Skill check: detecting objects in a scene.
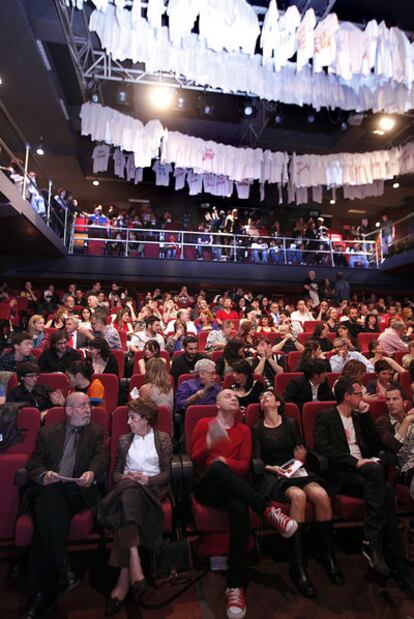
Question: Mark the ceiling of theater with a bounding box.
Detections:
[0,0,413,222]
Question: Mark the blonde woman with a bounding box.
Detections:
[139,358,174,411]
[28,314,47,350]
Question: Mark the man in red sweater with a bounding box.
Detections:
[215,298,240,325]
[191,389,297,619]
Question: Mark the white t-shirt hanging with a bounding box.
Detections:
[296,8,316,71]
[153,161,172,186]
[187,171,203,195]
[113,148,126,178]
[274,5,300,71]
[361,20,379,76]
[125,153,136,181]
[312,186,323,204]
[134,167,143,185]
[235,180,251,199]
[147,0,165,29]
[174,167,187,190]
[260,0,279,66]
[313,13,339,73]
[92,144,110,174]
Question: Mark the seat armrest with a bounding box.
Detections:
[307,449,329,473]
[15,468,28,486]
[171,454,183,480]
[179,454,194,480]
[252,457,264,477]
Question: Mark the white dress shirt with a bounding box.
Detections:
[125,429,160,477]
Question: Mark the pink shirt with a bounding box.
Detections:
[378,328,408,355]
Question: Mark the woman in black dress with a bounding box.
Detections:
[252,390,344,597]
[230,359,264,411]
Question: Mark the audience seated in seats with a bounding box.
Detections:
[365,360,394,400]
[362,313,379,334]
[88,337,119,377]
[330,337,374,374]
[284,359,334,408]
[236,321,256,356]
[335,359,369,400]
[335,324,356,350]
[78,307,92,331]
[0,332,36,372]
[215,298,240,325]
[215,339,246,378]
[340,305,363,341]
[66,361,105,407]
[378,320,409,356]
[138,358,174,412]
[251,337,283,390]
[45,307,68,330]
[64,296,76,315]
[165,308,197,336]
[195,309,216,333]
[113,308,135,335]
[256,314,277,336]
[165,319,188,355]
[376,383,414,501]
[136,340,166,375]
[272,323,305,355]
[290,300,314,335]
[175,358,221,414]
[64,316,89,350]
[38,330,82,374]
[191,389,298,619]
[8,362,65,419]
[253,390,344,597]
[230,360,264,410]
[128,316,165,353]
[205,320,234,352]
[314,377,414,599]
[312,324,334,352]
[402,340,414,370]
[170,336,206,385]
[98,398,172,616]
[367,340,404,374]
[325,307,339,333]
[19,392,109,619]
[296,340,331,373]
[28,315,47,351]
[82,312,122,351]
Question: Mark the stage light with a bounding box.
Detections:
[340,121,348,131]
[306,111,316,124]
[149,86,174,110]
[274,113,283,125]
[176,95,186,111]
[36,138,45,156]
[329,199,336,205]
[116,88,129,105]
[372,129,385,136]
[392,181,400,189]
[377,115,396,132]
[92,179,100,186]
[91,93,100,104]
[375,221,381,228]
[241,99,257,119]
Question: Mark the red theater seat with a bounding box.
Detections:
[275,372,303,395]
[357,333,379,352]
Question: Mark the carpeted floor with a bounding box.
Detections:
[1,529,413,619]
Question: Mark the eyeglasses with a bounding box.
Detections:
[352,391,363,396]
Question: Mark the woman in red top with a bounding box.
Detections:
[114,308,134,335]
[191,389,297,619]
[256,315,277,336]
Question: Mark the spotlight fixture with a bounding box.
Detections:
[329,199,336,205]
[274,112,283,126]
[91,93,100,104]
[340,121,348,131]
[377,115,396,132]
[241,99,257,118]
[375,221,381,228]
[92,179,100,186]
[198,94,214,117]
[36,138,45,156]
[149,86,174,110]
[392,181,400,189]
[176,94,186,111]
[0,76,2,85]
[116,88,128,105]
[372,129,385,136]
[306,111,316,124]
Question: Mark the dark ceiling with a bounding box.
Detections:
[0,0,413,222]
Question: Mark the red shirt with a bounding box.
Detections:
[215,309,239,323]
[191,417,251,477]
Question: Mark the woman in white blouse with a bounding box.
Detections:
[99,398,172,616]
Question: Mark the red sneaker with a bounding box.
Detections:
[226,587,246,619]
[263,505,298,538]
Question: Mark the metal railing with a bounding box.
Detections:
[70,222,380,269]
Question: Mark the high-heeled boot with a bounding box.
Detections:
[314,521,345,585]
[289,524,317,598]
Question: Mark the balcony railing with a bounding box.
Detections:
[70,222,380,269]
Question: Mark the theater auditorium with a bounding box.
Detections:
[1,1,414,618]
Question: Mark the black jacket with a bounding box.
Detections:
[284,377,334,409]
[38,348,82,373]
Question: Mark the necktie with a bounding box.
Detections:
[58,427,79,478]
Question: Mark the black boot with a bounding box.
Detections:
[289,524,317,598]
[314,521,345,585]
[56,553,80,594]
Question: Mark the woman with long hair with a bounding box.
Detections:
[45,306,68,329]
[296,340,330,372]
[196,309,216,333]
[231,359,264,409]
[312,324,333,352]
[336,324,356,350]
[79,306,93,330]
[137,340,166,375]
[215,338,245,377]
[253,390,343,597]
[165,319,187,354]
[237,320,256,355]
[257,314,277,336]
[88,336,120,376]
[139,358,174,411]
[114,308,134,335]
[325,307,339,333]
[28,314,47,350]
[362,313,379,333]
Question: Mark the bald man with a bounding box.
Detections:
[21,392,109,619]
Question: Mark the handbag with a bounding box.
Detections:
[151,539,193,588]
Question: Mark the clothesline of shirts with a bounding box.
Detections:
[88,5,414,115]
[91,141,385,206]
[70,0,414,90]
[81,101,414,192]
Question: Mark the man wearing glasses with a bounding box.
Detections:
[314,377,414,600]
[329,337,374,373]
[20,392,109,619]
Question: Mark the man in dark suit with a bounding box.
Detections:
[64,316,89,350]
[284,359,334,408]
[20,391,109,619]
[38,330,82,373]
[314,377,414,600]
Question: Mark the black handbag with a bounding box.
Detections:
[151,540,193,587]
